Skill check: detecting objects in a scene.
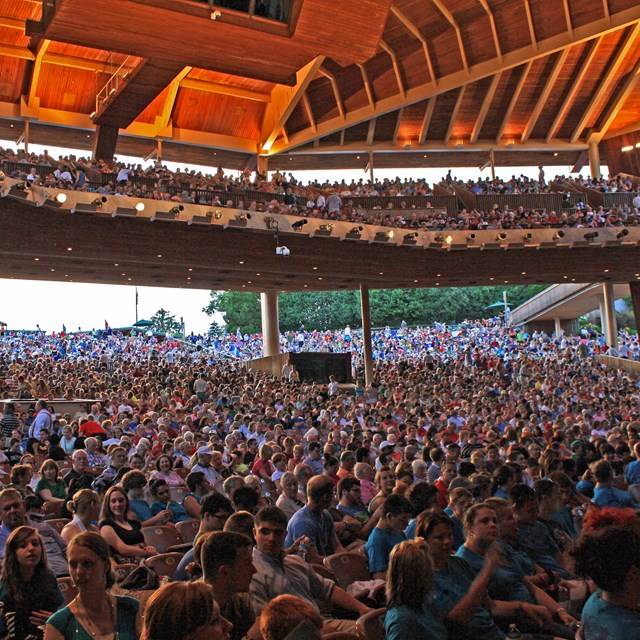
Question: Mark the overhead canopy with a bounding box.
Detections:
[0,0,638,169]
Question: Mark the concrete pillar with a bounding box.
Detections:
[368,150,374,183]
[360,283,374,386]
[630,282,640,333]
[602,282,618,349]
[260,291,280,357]
[554,317,562,339]
[597,295,606,333]
[257,155,269,177]
[588,142,601,179]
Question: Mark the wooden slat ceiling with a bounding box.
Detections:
[0,0,639,168]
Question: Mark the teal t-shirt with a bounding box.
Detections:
[581,591,640,640]
[385,604,448,640]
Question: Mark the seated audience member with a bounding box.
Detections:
[92,446,128,494]
[121,470,172,526]
[61,489,100,543]
[0,489,69,577]
[284,476,344,563]
[368,466,396,513]
[405,482,441,539]
[98,485,156,563]
[149,454,186,487]
[149,478,190,523]
[354,462,377,506]
[435,460,458,509]
[141,581,232,640]
[335,477,380,541]
[182,471,212,520]
[231,486,260,515]
[250,506,371,632]
[224,511,255,543]
[385,539,447,640]
[260,595,323,640]
[200,532,258,640]
[572,525,640,640]
[36,460,67,504]
[274,472,304,521]
[445,487,473,552]
[592,460,640,509]
[365,493,412,579]
[0,526,64,640]
[9,465,35,501]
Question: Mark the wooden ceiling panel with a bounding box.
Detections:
[186,68,275,93]
[173,90,265,139]
[426,90,462,140]
[364,51,399,103]
[332,64,369,114]
[395,40,431,90]
[606,93,640,134]
[37,65,99,113]
[46,42,132,65]
[343,121,370,144]
[0,58,27,103]
[430,29,465,78]
[454,76,494,139]
[460,17,496,66]
[373,111,400,143]
[397,100,429,143]
[394,0,452,41]
[476,68,520,140]
[306,76,340,124]
[567,0,604,29]
[281,99,309,137]
[0,25,29,47]
[609,0,640,13]
[135,84,171,125]
[529,0,569,43]
[490,0,536,54]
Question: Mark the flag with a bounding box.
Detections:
[105,319,109,330]
[62,324,67,334]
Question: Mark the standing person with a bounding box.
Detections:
[0,404,20,440]
[44,532,140,640]
[29,401,52,443]
[0,526,63,640]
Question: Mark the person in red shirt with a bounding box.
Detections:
[435,460,458,509]
[78,416,106,439]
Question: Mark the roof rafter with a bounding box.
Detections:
[521,48,570,142]
[302,93,316,131]
[179,78,271,102]
[393,108,404,145]
[591,54,640,141]
[389,4,437,83]
[496,62,532,143]
[366,117,376,145]
[318,65,345,121]
[431,0,469,72]
[27,40,51,110]
[570,22,640,142]
[523,0,537,49]
[419,97,436,144]
[546,38,601,142]
[470,73,501,143]
[379,40,405,96]
[357,63,375,108]
[265,4,640,155]
[444,85,466,144]
[476,0,502,61]
[158,66,192,130]
[562,0,573,35]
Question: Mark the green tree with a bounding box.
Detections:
[203,291,261,334]
[151,308,182,334]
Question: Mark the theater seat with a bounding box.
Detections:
[57,577,78,605]
[355,608,386,640]
[176,519,199,545]
[144,552,184,579]
[323,552,370,589]
[141,525,183,553]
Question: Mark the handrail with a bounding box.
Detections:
[95,56,134,115]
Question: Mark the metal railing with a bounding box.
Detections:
[95,56,135,116]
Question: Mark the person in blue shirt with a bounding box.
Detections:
[592,460,640,510]
[149,479,190,523]
[365,493,412,579]
[122,470,172,527]
[384,538,448,640]
[624,442,640,486]
[572,524,640,640]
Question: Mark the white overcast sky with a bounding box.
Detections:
[1,139,607,334]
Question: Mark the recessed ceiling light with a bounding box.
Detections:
[34,258,39,261]
[157,254,162,258]
[67,247,72,251]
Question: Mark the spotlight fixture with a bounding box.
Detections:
[189,212,213,226]
[112,207,140,218]
[71,202,101,213]
[169,205,184,215]
[344,226,364,241]
[584,231,599,241]
[36,192,64,208]
[552,231,565,241]
[56,193,67,204]
[264,216,279,230]
[92,196,108,207]
[403,232,419,245]
[226,212,252,228]
[616,229,629,239]
[522,233,532,241]
[0,170,5,181]
[212,210,223,220]
[434,234,453,246]
[496,232,508,241]
[372,230,394,243]
[466,233,476,242]
[314,223,334,238]
[291,219,308,231]
[150,210,180,222]
[135,202,145,212]
[7,182,28,198]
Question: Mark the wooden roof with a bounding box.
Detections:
[0,0,639,168]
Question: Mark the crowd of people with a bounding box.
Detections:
[0,318,638,639]
[3,147,640,232]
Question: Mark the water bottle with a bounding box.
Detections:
[506,623,521,639]
[298,541,307,561]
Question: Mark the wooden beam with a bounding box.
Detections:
[357,64,375,108]
[419,97,436,145]
[0,44,35,61]
[302,93,316,131]
[379,40,405,96]
[0,17,24,29]
[389,4,437,83]
[523,0,537,49]
[546,38,601,142]
[571,22,640,142]
[318,66,345,122]
[496,62,532,143]
[179,78,271,102]
[27,40,51,110]
[431,0,469,72]
[393,108,404,145]
[339,129,345,146]
[602,0,610,20]
[477,0,502,61]
[592,54,640,140]
[562,0,573,34]
[444,86,466,144]
[470,73,501,143]
[571,149,588,173]
[521,48,569,143]
[264,5,640,154]
[366,118,377,146]
[260,55,325,152]
[158,67,192,130]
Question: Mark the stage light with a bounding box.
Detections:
[291,219,308,231]
[584,231,599,241]
[92,196,108,207]
[616,229,629,239]
[264,216,279,230]
[135,202,145,212]
[150,210,179,222]
[552,231,565,241]
[466,233,476,242]
[496,232,507,241]
[169,205,184,215]
[314,223,334,237]
[56,193,67,204]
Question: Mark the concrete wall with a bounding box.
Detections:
[596,355,640,375]
[524,319,580,336]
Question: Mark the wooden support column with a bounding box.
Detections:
[602,282,618,349]
[360,283,374,386]
[261,290,280,357]
[629,282,640,334]
[257,155,269,177]
[588,142,601,179]
[92,124,119,161]
[554,317,562,339]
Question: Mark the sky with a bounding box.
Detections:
[0,138,609,334]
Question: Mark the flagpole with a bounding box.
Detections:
[135,287,139,323]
